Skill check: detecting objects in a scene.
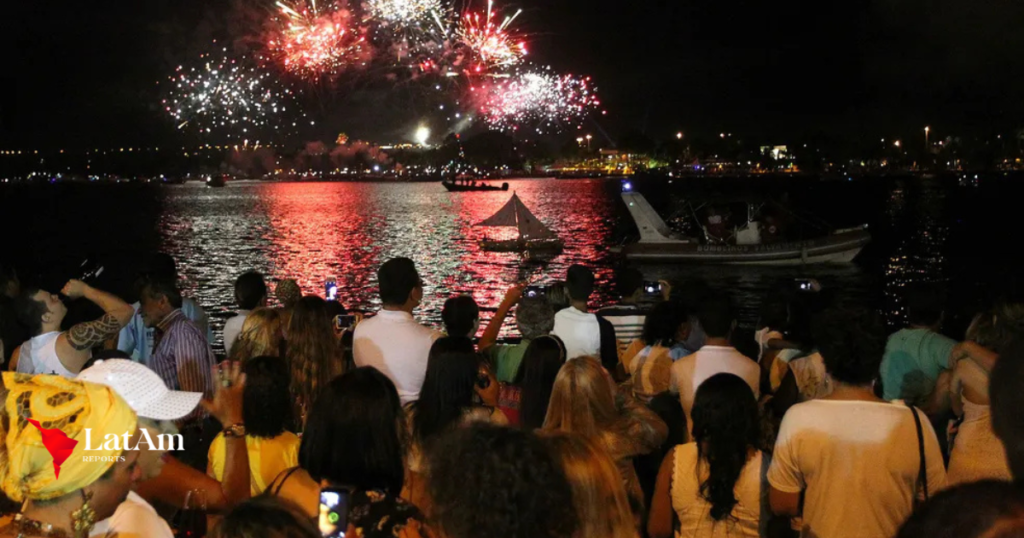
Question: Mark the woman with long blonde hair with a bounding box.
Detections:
[286,296,343,428]
[543,356,667,509]
[228,307,283,363]
[540,432,639,538]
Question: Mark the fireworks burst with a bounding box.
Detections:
[269,0,369,78]
[162,48,306,138]
[365,0,441,26]
[474,69,600,133]
[456,0,526,73]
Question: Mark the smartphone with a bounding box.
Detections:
[523,285,547,298]
[795,278,818,292]
[643,280,662,296]
[318,487,349,538]
[325,279,338,301]
[333,314,357,332]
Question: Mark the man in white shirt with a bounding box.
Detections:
[552,265,607,361]
[354,257,441,404]
[223,270,267,356]
[671,291,760,430]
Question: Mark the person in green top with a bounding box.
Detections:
[880,284,958,409]
[479,285,555,383]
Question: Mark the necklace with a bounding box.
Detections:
[3,514,70,538]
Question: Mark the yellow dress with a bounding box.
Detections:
[207,431,301,496]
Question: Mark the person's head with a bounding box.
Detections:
[138,277,183,328]
[546,281,572,312]
[992,336,1024,480]
[243,356,293,439]
[300,367,405,494]
[146,253,179,282]
[896,480,1024,538]
[515,335,567,430]
[905,283,946,328]
[0,263,20,298]
[814,306,885,387]
[275,279,302,309]
[414,340,488,442]
[615,268,644,303]
[427,424,577,538]
[230,307,284,362]
[377,257,423,309]
[566,265,595,304]
[235,271,268,310]
[0,374,142,525]
[516,295,555,340]
[539,432,635,538]
[758,292,790,330]
[691,373,761,521]
[641,301,690,347]
[14,286,67,336]
[543,356,618,440]
[211,496,321,538]
[442,295,480,338]
[697,291,735,339]
[965,303,1024,354]
[287,296,341,423]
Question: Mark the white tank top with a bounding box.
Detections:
[17,332,77,377]
[671,443,766,538]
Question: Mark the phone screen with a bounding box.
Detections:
[319,488,349,537]
[524,285,547,298]
[325,280,338,301]
[643,280,662,295]
[333,314,356,332]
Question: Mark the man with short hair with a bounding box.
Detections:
[223,271,267,355]
[10,279,134,376]
[880,284,957,408]
[117,253,211,365]
[139,277,215,422]
[353,257,441,404]
[479,285,556,383]
[551,265,617,370]
[670,290,760,432]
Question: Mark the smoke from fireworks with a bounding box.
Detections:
[162,48,305,138]
[456,0,525,73]
[268,0,369,78]
[474,69,600,133]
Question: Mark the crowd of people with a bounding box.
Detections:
[0,257,1023,538]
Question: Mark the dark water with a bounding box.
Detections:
[3,175,1021,350]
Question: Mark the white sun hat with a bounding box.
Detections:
[79,359,203,420]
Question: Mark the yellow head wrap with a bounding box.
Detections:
[0,373,138,502]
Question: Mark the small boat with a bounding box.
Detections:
[206,174,227,188]
[442,179,509,192]
[479,193,564,252]
[612,188,869,265]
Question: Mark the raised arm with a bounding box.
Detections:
[952,341,998,372]
[56,280,134,373]
[478,285,523,351]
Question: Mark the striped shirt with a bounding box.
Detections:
[152,309,215,422]
[597,304,647,357]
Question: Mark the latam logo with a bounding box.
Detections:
[27,419,77,479]
[27,420,184,476]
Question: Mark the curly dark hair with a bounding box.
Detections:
[242,356,292,439]
[814,306,885,386]
[211,495,320,538]
[411,337,479,444]
[286,296,342,423]
[427,424,577,538]
[641,301,687,347]
[691,373,761,521]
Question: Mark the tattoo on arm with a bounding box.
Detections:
[67,314,122,351]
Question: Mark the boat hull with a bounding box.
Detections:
[481,238,564,252]
[442,181,509,192]
[616,229,870,265]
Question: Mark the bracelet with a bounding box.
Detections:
[222,423,247,438]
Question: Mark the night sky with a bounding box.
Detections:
[4,0,1024,149]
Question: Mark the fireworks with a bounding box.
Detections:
[456,0,526,72]
[365,0,441,26]
[269,0,369,78]
[474,69,600,133]
[162,49,303,138]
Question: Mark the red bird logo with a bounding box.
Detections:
[26,419,78,479]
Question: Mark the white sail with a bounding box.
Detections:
[478,193,557,240]
[479,194,520,227]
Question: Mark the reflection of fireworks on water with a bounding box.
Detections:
[456,0,525,72]
[474,69,600,133]
[268,0,369,78]
[162,48,305,138]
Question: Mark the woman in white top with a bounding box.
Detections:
[946,307,1020,485]
[649,373,769,538]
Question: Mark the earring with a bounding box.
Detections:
[70,490,97,538]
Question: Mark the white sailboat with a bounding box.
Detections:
[478,193,564,252]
